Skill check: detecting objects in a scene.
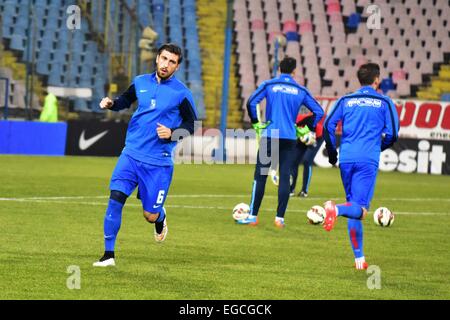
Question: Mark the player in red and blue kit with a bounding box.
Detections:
[238,56,324,228]
[93,44,198,267]
[322,63,399,270]
[290,112,325,198]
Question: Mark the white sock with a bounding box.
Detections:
[335,205,340,216]
[275,217,284,223]
[355,256,366,269]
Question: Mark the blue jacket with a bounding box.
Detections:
[324,86,400,166]
[246,74,324,140]
[111,73,198,166]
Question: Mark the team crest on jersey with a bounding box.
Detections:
[347,98,382,108]
[150,99,156,110]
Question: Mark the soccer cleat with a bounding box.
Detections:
[154,217,168,243]
[274,219,285,228]
[289,192,295,197]
[355,261,369,270]
[323,200,337,231]
[236,215,259,226]
[93,257,116,267]
[298,191,308,198]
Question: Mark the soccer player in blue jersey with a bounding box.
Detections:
[93,43,198,267]
[238,56,324,228]
[322,63,399,270]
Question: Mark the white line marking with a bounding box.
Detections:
[1,195,450,201]
[0,196,449,215]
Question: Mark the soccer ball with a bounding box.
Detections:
[232,203,250,221]
[306,205,326,225]
[373,207,395,227]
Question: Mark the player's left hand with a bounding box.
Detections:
[326,145,338,165]
[252,121,270,137]
[156,123,172,139]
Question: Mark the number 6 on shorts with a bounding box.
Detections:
[156,190,165,204]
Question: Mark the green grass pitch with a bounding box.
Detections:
[0,155,449,299]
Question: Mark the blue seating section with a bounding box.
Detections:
[0,0,205,118]
[183,0,205,119]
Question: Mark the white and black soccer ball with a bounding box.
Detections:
[232,203,250,221]
[306,205,326,225]
[373,207,395,227]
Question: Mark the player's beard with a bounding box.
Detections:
[156,66,175,80]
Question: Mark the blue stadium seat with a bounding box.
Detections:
[286,31,300,42]
[2,1,17,18]
[1,24,12,38]
[380,78,395,94]
[36,61,50,76]
[36,47,51,63]
[82,54,95,67]
[10,34,25,51]
[79,77,92,88]
[74,99,90,112]
[347,13,361,29]
[12,24,27,38]
[40,32,55,50]
[48,71,62,86]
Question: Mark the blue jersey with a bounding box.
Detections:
[111,73,198,166]
[324,86,400,166]
[246,74,324,140]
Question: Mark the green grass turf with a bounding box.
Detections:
[0,155,449,299]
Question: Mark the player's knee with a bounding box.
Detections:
[361,207,368,220]
[110,190,128,204]
[143,211,159,223]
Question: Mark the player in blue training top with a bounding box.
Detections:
[93,43,198,267]
[322,63,399,270]
[238,56,324,228]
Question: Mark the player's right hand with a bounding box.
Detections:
[301,131,316,146]
[100,97,114,109]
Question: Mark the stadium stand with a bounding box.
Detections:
[197,0,242,128]
[0,0,205,119]
[233,0,450,124]
[1,0,448,127]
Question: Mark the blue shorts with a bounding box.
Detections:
[110,153,173,213]
[339,162,378,209]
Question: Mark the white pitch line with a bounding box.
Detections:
[1,194,450,202]
[0,197,449,215]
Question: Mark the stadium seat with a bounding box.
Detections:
[346,13,361,29]
[74,99,90,112]
[9,34,25,51]
[380,78,395,94]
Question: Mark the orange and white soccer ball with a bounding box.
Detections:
[373,207,395,227]
[232,203,250,221]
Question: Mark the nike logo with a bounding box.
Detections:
[140,89,148,93]
[153,204,161,209]
[79,130,108,150]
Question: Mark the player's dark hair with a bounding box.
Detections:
[357,63,380,85]
[157,43,183,64]
[279,56,296,74]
